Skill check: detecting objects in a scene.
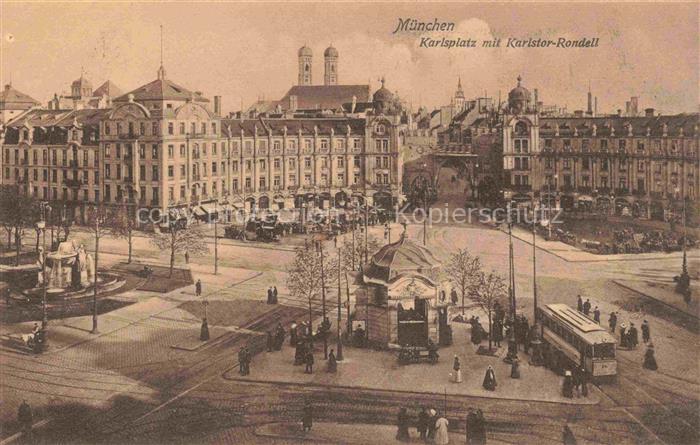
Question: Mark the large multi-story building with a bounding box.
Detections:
[501,77,699,218]
[432,76,699,218]
[0,59,404,223]
[0,83,40,125]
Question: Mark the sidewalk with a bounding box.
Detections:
[509,225,700,263]
[254,421,502,445]
[232,308,600,406]
[612,279,700,319]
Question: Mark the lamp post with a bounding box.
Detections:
[384,223,391,244]
[214,201,219,275]
[675,187,691,302]
[316,240,328,359]
[38,202,50,331]
[336,247,344,361]
[504,204,518,364]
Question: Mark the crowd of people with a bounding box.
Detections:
[395,405,487,444]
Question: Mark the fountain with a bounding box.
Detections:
[21,239,123,300]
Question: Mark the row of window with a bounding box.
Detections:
[542,138,694,155]
[103,121,219,138]
[5,148,98,168]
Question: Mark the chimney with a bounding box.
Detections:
[645,108,655,117]
[214,96,222,116]
[587,90,592,115]
[625,101,631,116]
[617,109,622,117]
[631,97,639,116]
[534,88,539,111]
[574,110,584,118]
[594,97,598,117]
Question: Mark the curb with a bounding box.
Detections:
[611,280,699,321]
[223,374,601,407]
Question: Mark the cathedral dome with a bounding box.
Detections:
[508,76,531,113]
[373,79,394,103]
[324,45,338,57]
[71,75,92,91]
[298,45,313,57]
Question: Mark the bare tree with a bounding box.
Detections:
[111,202,138,263]
[85,204,115,334]
[151,222,209,277]
[444,248,482,315]
[340,233,381,271]
[471,270,508,351]
[0,185,39,265]
[287,240,325,329]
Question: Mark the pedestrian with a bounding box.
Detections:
[294,340,306,365]
[434,413,450,445]
[493,319,503,348]
[579,367,588,397]
[510,357,520,379]
[583,299,591,316]
[304,349,314,373]
[266,287,273,304]
[474,409,486,445]
[628,323,638,349]
[290,320,298,346]
[267,330,274,352]
[195,279,202,297]
[619,323,628,348]
[576,295,583,312]
[275,323,286,350]
[417,406,429,441]
[482,365,497,391]
[453,355,462,383]
[571,367,581,396]
[466,408,477,445]
[17,400,33,436]
[450,288,458,305]
[593,306,600,324]
[243,346,251,375]
[562,370,574,398]
[396,407,411,442]
[327,349,337,373]
[609,311,617,333]
[641,320,650,344]
[427,408,437,441]
[185,250,189,264]
[238,347,246,375]
[440,290,446,302]
[273,286,279,304]
[562,424,577,445]
[302,400,313,432]
[643,343,658,370]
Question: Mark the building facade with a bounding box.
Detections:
[0,63,404,224]
[501,77,699,217]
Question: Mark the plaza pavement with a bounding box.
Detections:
[229,306,600,406]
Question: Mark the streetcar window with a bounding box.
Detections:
[593,343,615,359]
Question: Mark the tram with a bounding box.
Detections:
[537,304,617,379]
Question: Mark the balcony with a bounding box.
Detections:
[123,154,133,161]
[118,133,138,140]
[614,188,630,196]
[69,160,78,168]
[510,184,532,192]
[65,178,83,188]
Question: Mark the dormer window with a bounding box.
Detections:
[514,121,528,136]
[376,124,385,134]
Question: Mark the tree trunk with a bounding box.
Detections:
[15,228,21,266]
[461,290,465,315]
[127,230,132,263]
[488,308,493,351]
[169,233,175,278]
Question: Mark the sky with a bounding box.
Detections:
[1,2,698,115]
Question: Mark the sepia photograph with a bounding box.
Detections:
[0,1,698,444]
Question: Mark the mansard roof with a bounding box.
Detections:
[279,85,371,111]
[539,114,699,138]
[114,78,209,103]
[0,83,40,111]
[221,117,366,137]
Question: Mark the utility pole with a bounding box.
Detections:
[92,206,100,334]
[351,219,356,270]
[364,204,369,264]
[336,248,344,361]
[532,194,537,319]
[345,270,352,336]
[318,241,328,359]
[423,193,428,246]
[214,201,219,275]
[504,206,518,364]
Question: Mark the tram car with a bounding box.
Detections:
[537,304,617,380]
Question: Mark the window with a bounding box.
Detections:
[618,139,627,153]
[180,144,186,157]
[637,141,645,152]
[544,158,553,169]
[180,165,186,177]
[274,158,280,170]
[232,160,238,172]
[117,165,122,179]
[139,165,145,179]
[274,176,281,187]
[232,179,239,191]
[354,156,361,168]
[304,174,311,185]
[582,139,590,152]
[246,160,252,171]
[105,164,111,179]
[212,162,217,174]
[304,139,312,150]
[180,185,186,198]
[168,166,174,178]
[259,140,267,150]
[152,122,158,135]
[211,122,217,134]
[563,139,571,152]
[321,157,328,168]
[337,157,345,168]
[139,144,146,158]
[168,145,174,158]
[638,162,645,173]
[337,139,345,150]
[353,139,361,150]
[320,139,329,150]
[259,159,266,171]
[259,177,266,188]
[105,144,111,158]
[601,159,609,171]
[105,123,111,135]
[152,144,159,159]
[600,139,608,151]
[304,157,312,169]
[563,158,571,169]
[169,187,174,201]
[274,141,281,151]
[201,122,206,134]
[180,122,185,134]
[288,158,295,169]
[582,158,590,170]
[212,143,217,156]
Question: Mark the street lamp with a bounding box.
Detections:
[336,247,344,361]
[504,204,518,364]
[38,202,50,331]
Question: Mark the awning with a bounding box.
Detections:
[193,206,207,217]
[201,203,218,214]
[577,195,594,202]
[178,208,189,219]
[274,197,285,203]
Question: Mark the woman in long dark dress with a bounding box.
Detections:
[643,343,658,370]
[483,365,497,391]
[396,407,410,441]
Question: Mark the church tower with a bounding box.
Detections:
[453,77,465,111]
[324,45,338,85]
[298,45,313,86]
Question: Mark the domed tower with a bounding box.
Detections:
[373,77,394,115]
[71,73,93,99]
[298,45,313,86]
[324,45,338,86]
[508,75,531,114]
